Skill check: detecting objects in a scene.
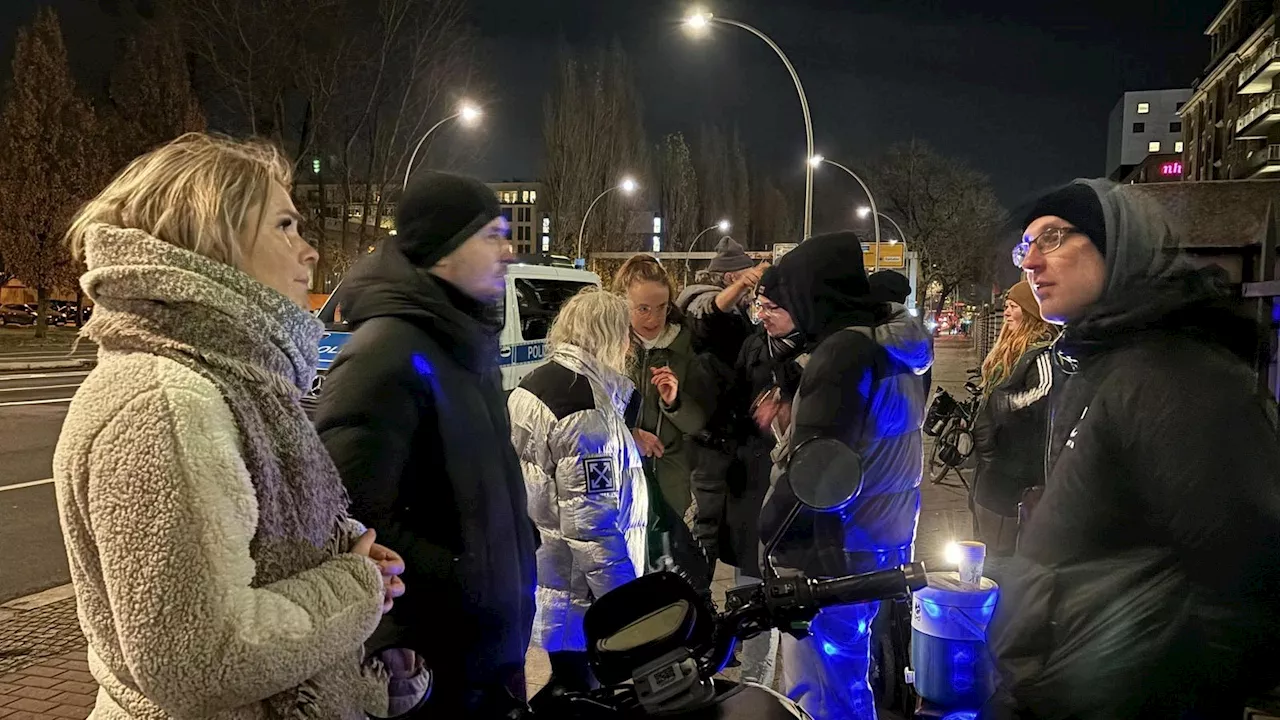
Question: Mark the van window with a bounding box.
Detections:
[515,279,592,341]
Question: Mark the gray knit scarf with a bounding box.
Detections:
[79,224,374,718]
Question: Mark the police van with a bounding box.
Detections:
[306,255,600,410]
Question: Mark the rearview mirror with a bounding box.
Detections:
[787,438,863,511]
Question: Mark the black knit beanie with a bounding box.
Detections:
[1022,183,1107,256]
[394,171,501,268]
[868,270,912,304]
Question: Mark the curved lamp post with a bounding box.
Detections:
[403,102,482,188]
[576,177,639,264]
[684,219,731,276]
[859,207,905,245]
[685,9,814,240]
[810,154,883,272]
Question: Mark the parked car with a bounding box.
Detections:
[0,304,37,326]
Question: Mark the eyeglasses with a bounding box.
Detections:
[630,303,669,319]
[1012,226,1079,268]
[752,300,783,316]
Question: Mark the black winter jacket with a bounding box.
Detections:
[971,345,1053,517]
[314,246,537,716]
[983,179,1280,720]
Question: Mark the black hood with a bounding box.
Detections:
[764,231,879,341]
[1052,179,1262,365]
[338,244,498,372]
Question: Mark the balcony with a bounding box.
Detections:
[1236,91,1280,137]
[1239,41,1280,93]
[1244,144,1280,177]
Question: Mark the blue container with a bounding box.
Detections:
[909,571,999,709]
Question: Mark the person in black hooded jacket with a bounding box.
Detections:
[982,179,1280,719]
[314,172,536,718]
[757,231,933,720]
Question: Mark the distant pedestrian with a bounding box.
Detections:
[983,179,1280,718]
[970,280,1056,557]
[508,287,649,693]
[56,133,403,719]
[315,171,535,718]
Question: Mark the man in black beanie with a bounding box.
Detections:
[316,172,536,718]
[868,269,933,400]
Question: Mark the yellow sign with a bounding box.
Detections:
[861,242,905,270]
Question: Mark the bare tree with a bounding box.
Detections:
[695,124,750,240]
[0,8,100,337]
[869,140,1006,314]
[543,40,650,259]
[658,133,699,252]
[750,177,799,249]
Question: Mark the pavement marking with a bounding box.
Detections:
[0,383,82,393]
[0,477,54,493]
[0,370,91,381]
[0,397,73,407]
[0,583,74,611]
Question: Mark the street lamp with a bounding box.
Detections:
[810,154,884,271]
[403,100,483,188]
[684,219,732,275]
[576,177,639,264]
[858,206,906,245]
[685,8,814,240]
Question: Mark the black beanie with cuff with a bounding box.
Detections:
[394,171,502,268]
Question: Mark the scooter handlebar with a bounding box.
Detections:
[808,562,928,608]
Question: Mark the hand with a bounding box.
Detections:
[753,396,780,432]
[370,543,407,613]
[632,428,665,458]
[739,263,769,289]
[651,366,679,407]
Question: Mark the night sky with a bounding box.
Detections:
[2,0,1227,216]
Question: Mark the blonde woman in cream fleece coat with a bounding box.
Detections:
[53,133,407,719]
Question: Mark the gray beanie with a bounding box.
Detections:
[708,236,754,273]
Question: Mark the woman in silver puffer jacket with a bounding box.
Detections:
[508,288,649,692]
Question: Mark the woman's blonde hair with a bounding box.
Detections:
[611,253,677,301]
[981,298,1057,391]
[66,133,292,268]
[549,287,632,373]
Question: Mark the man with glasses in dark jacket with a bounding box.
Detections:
[983,180,1280,719]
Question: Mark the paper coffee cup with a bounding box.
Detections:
[957,541,986,587]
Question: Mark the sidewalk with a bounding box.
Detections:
[1,339,980,713]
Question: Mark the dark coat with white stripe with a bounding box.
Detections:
[972,345,1053,517]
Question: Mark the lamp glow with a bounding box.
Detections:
[458,103,481,124]
[685,9,712,30]
[944,541,961,566]
[857,205,872,219]
[620,177,638,194]
[717,219,731,231]
[808,154,824,168]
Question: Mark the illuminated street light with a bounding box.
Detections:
[576,177,640,264]
[686,9,814,239]
[858,206,906,246]
[684,219,733,275]
[403,100,483,188]
[811,154,884,271]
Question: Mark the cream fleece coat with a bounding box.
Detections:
[53,227,387,719]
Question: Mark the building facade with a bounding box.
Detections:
[1106,89,1192,181]
[488,181,548,255]
[1183,0,1280,180]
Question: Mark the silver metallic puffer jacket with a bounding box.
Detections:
[508,344,649,653]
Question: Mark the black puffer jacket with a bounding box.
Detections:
[759,232,934,577]
[983,180,1280,719]
[314,245,537,716]
[971,344,1053,518]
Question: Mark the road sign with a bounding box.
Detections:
[773,243,799,261]
[860,242,906,270]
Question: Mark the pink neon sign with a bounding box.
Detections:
[1160,162,1183,177]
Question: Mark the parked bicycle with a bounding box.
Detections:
[923,368,983,489]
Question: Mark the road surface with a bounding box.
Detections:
[0,364,88,603]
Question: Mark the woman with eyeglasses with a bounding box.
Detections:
[969,280,1058,557]
[612,254,712,587]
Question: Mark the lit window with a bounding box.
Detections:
[541,235,550,252]
[651,236,661,253]
[653,216,662,233]
[522,190,530,204]
[1149,141,1161,152]
[1137,102,1150,114]
[530,191,537,203]
[311,157,321,174]
[541,216,551,232]
[1175,141,1184,153]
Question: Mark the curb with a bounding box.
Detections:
[0,358,95,372]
